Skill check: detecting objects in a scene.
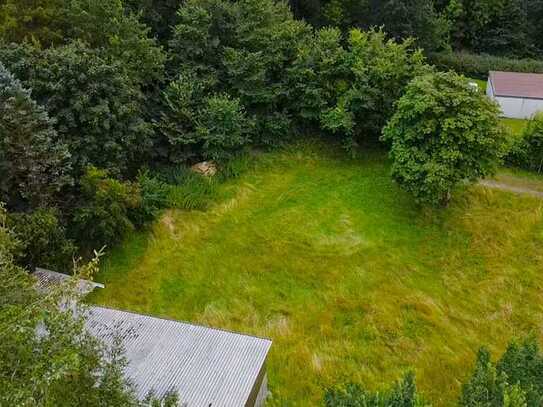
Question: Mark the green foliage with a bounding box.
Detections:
[217,152,252,180]
[158,74,252,162]
[321,29,429,150]
[324,372,427,406]
[196,94,252,161]
[131,170,170,226]
[0,216,179,405]
[7,208,76,271]
[507,113,543,173]
[0,0,165,86]
[287,27,348,126]
[460,338,543,407]
[156,167,218,210]
[382,71,506,206]
[441,0,541,58]
[0,62,71,209]
[0,0,67,46]
[124,0,180,42]
[0,42,153,176]
[72,167,141,250]
[428,51,543,79]
[167,0,311,152]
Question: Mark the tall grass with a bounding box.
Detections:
[91,142,543,406]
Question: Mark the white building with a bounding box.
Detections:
[487,71,543,119]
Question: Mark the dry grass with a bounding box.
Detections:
[89,141,543,406]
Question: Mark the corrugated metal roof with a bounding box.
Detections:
[489,71,543,99]
[33,267,104,294]
[31,268,272,406]
[85,306,272,406]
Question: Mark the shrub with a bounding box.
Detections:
[507,113,543,173]
[382,71,507,206]
[0,62,71,209]
[324,372,426,406]
[7,208,76,271]
[130,170,170,226]
[428,52,543,79]
[72,167,141,250]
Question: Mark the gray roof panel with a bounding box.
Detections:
[85,306,272,406]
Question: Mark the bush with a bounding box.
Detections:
[324,372,426,406]
[382,71,507,206]
[72,167,141,250]
[0,62,71,209]
[507,113,543,173]
[7,208,76,271]
[428,52,543,79]
[130,170,170,226]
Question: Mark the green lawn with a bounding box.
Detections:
[89,142,543,406]
[502,117,529,136]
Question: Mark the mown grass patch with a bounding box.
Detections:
[89,141,543,406]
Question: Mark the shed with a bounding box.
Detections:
[486,71,543,119]
[32,269,272,407]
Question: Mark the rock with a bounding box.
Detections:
[191,161,217,176]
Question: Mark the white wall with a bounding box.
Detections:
[495,96,543,119]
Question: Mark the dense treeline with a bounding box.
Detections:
[289,0,543,58]
[0,0,518,265]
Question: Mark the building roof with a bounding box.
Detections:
[33,267,104,295]
[86,306,272,405]
[31,268,272,406]
[489,71,543,99]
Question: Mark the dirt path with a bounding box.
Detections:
[479,179,543,198]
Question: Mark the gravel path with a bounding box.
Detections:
[479,179,543,198]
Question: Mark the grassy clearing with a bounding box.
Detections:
[89,142,543,406]
[502,117,529,136]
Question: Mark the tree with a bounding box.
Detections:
[157,72,252,162]
[320,29,429,152]
[0,0,67,46]
[382,71,506,206]
[167,0,311,148]
[0,62,71,209]
[460,338,543,407]
[124,0,181,42]
[287,27,348,127]
[0,205,178,406]
[0,0,166,87]
[0,42,153,177]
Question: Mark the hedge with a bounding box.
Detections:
[428,51,543,79]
